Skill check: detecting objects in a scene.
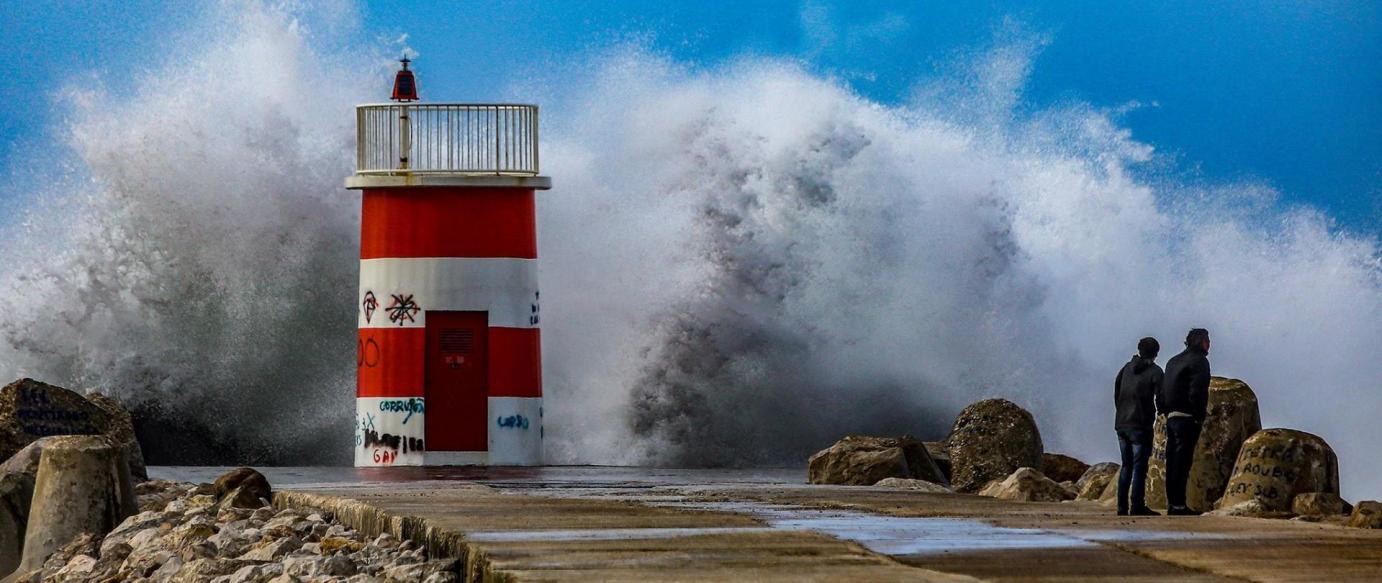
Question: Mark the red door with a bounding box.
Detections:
[425,311,488,451]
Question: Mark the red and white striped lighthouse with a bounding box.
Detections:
[348,60,550,466]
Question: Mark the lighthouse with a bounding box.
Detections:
[348,59,549,467]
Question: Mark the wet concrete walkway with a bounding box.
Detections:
[158,467,1382,581]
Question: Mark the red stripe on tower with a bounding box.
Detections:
[361,189,537,259]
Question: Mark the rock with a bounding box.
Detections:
[85,390,148,481]
[922,441,951,482]
[320,554,358,577]
[320,536,364,555]
[0,439,49,577]
[238,535,303,561]
[127,525,171,553]
[124,548,178,578]
[872,477,955,493]
[807,435,947,487]
[250,507,276,523]
[0,378,145,482]
[150,555,185,581]
[1074,462,1119,501]
[1346,501,1382,529]
[1292,492,1347,517]
[977,467,1076,502]
[230,563,285,583]
[15,434,137,577]
[172,558,252,583]
[137,479,189,513]
[380,559,458,582]
[53,554,97,580]
[1146,376,1262,511]
[1041,454,1090,484]
[24,531,101,582]
[1207,498,1293,518]
[1217,428,1339,512]
[101,510,178,555]
[219,484,270,511]
[206,523,254,558]
[372,532,400,550]
[214,467,273,503]
[945,399,1044,492]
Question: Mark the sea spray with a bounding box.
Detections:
[0,3,377,463]
[537,49,1382,498]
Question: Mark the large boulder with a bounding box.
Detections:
[977,467,1075,502]
[1292,492,1348,517]
[1041,454,1090,484]
[15,435,136,578]
[1075,462,1119,501]
[1,440,53,577]
[945,399,1043,492]
[808,435,947,487]
[214,468,273,511]
[873,477,954,494]
[1145,376,1261,511]
[0,379,145,481]
[1217,428,1339,513]
[1346,501,1382,529]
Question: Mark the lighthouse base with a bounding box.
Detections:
[353,396,543,467]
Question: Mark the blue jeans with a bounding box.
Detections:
[1164,416,1202,510]
[1117,428,1152,513]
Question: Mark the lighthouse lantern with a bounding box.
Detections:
[390,57,418,102]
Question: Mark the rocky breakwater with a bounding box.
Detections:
[9,468,460,582]
[944,398,1044,493]
[1,378,149,577]
[1144,377,1261,512]
[808,435,948,487]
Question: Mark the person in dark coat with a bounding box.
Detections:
[1114,337,1163,516]
[1157,328,1212,515]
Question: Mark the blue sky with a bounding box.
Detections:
[2,1,1379,232]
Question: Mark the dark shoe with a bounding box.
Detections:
[1117,508,1129,516]
[1167,506,1201,516]
[1130,507,1161,516]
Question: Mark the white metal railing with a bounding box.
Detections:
[355,103,539,176]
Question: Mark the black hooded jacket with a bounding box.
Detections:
[1115,355,1162,431]
[1158,346,1211,422]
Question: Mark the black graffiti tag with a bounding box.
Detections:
[362,291,378,324]
[386,294,420,325]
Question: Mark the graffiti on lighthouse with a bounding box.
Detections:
[356,397,426,465]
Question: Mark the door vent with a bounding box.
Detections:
[440,329,475,353]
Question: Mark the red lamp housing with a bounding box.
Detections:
[391,57,418,102]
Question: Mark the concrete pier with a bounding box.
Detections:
[254,467,1382,581]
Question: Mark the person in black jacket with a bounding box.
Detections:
[1114,337,1163,516]
[1157,328,1212,515]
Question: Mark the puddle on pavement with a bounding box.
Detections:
[657,501,1098,556]
[468,493,1225,557]
[466,527,779,542]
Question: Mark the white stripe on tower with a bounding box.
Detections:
[358,258,539,329]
